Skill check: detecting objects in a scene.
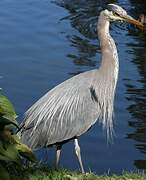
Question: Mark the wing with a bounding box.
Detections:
[20,70,102,149]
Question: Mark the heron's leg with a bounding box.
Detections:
[56,145,62,168]
[74,138,85,173]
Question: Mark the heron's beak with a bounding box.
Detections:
[122,14,145,31]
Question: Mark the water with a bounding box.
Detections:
[0,0,146,174]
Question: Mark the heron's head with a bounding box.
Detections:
[102,4,144,29]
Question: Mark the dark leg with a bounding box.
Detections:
[56,145,62,168]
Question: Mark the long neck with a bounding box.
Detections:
[97,12,119,79]
[94,12,119,139]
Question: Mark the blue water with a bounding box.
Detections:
[0,0,146,174]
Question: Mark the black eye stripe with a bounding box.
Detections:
[113,12,120,16]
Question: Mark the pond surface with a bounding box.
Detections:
[0,0,146,174]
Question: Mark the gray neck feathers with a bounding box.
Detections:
[96,11,119,139]
[97,11,119,74]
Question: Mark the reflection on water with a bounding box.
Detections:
[67,35,98,67]
[125,1,146,170]
[126,40,146,169]
[55,0,114,39]
[54,0,116,74]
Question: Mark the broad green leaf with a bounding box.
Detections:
[0,94,17,122]
[0,154,12,161]
[0,129,19,144]
[0,141,20,162]
[0,117,19,130]
[11,134,21,144]
[3,133,36,162]
[16,143,36,162]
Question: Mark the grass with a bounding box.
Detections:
[3,163,146,180]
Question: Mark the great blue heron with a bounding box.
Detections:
[19,4,144,173]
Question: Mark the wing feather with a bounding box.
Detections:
[20,69,112,149]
